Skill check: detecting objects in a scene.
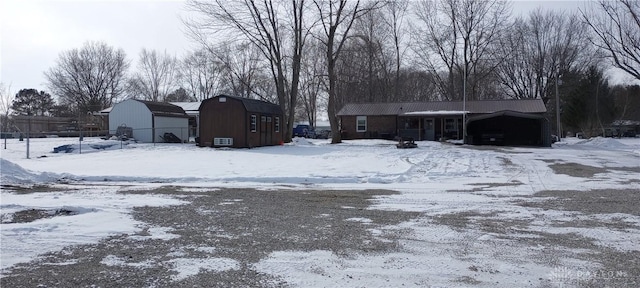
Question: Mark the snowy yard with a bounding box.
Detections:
[1,136,639,287]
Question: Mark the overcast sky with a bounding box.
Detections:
[0,0,636,96]
[1,0,193,93]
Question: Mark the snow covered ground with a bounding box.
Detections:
[1,136,639,286]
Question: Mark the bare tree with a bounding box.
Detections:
[214,42,276,101]
[185,0,312,142]
[581,0,640,81]
[384,0,409,102]
[412,0,510,101]
[128,49,179,102]
[179,48,225,101]
[45,41,129,112]
[313,0,374,143]
[297,39,326,126]
[345,6,406,104]
[497,9,593,100]
[0,83,15,138]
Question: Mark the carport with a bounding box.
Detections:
[466,111,551,147]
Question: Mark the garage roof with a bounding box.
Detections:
[337,99,547,116]
[138,100,189,117]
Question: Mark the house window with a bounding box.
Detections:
[356,116,367,132]
[261,116,266,122]
[250,115,257,132]
[267,117,272,123]
[275,117,280,132]
[445,118,458,131]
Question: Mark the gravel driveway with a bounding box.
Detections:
[1,188,418,287]
[1,184,638,287]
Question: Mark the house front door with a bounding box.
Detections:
[424,118,435,141]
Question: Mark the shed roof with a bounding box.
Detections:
[336,99,547,116]
[205,95,283,115]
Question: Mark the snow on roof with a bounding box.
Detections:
[170,102,202,112]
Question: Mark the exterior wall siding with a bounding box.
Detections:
[109,99,153,142]
[199,97,247,147]
[154,116,189,142]
[199,96,284,148]
[246,113,282,147]
[341,115,397,139]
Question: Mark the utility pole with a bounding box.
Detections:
[463,63,467,144]
[555,73,562,141]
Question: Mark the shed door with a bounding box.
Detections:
[424,118,435,141]
[260,116,267,145]
[267,116,273,145]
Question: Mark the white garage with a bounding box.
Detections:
[108,99,190,143]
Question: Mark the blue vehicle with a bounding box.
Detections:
[292,124,315,138]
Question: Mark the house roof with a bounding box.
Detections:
[611,119,640,126]
[206,95,283,115]
[336,99,547,116]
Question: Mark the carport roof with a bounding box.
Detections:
[467,110,547,122]
[337,99,547,116]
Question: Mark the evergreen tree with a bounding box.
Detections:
[11,89,55,116]
[165,87,194,102]
[562,66,615,137]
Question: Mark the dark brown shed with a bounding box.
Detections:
[198,95,284,148]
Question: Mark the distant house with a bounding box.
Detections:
[198,95,283,148]
[610,120,640,137]
[108,99,190,143]
[170,102,201,138]
[11,114,106,138]
[337,99,552,147]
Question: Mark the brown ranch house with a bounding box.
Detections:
[198,95,283,148]
[337,99,552,147]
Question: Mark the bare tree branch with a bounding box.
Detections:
[45,41,129,112]
[185,0,312,142]
[581,0,640,81]
[128,49,179,102]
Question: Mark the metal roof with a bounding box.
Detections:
[95,102,199,116]
[137,100,188,117]
[336,99,547,116]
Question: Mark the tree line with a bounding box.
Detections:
[2,0,639,142]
